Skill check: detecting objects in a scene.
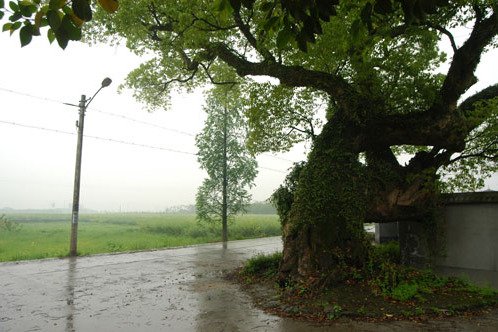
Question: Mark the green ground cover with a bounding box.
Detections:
[234,246,498,321]
[0,213,280,262]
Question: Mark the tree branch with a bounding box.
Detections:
[232,7,276,62]
[425,22,457,53]
[437,7,498,112]
[209,43,352,101]
[198,62,238,86]
[191,12,237,31]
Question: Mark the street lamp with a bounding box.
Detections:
[69,78,112,256]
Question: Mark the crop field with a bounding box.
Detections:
[0,213,280,262]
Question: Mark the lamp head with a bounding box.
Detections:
[101,77,112,88]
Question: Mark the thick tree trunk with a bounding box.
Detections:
[278,116,439,287]
[278,118,370,286]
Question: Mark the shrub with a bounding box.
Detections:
[241,252,282,277]
[0,215,23,232]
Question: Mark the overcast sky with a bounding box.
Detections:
[0,32,308,211]
[0,27,496,212]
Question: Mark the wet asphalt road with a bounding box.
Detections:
[1,236,497,332]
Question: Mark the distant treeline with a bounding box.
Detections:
[0,202,277,215]
[164,202,276,214]
[246,202,277,214]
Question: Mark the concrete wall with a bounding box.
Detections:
[437,202,498,271]
[435,192,498,288]
[377,191,498,289]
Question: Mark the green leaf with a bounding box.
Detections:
[9,11,22,21]
[62,13,81,40]
[47,27,55,43]
[46,9,60,30]
[10,21,21,34]
[9,1,19,11]
[0,11,4,20]
[0,0,4,8]
[2,22,12,32]
[40,17,48,27]
[263,16,279,32]
[72,0,92,21]
[62,5,71,15]
[49,0,64,10]
[374,0,393,15]
[360,2,373,30]
[19,24,32,46]
[240,0,252,9]
[276,28,293,49]
[19,3,37,17]
[351,19,361,39]
[55,26,68,49]
[260,2,273,12]
[296,32,308,52]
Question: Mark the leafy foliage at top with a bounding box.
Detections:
[0,0,118,48]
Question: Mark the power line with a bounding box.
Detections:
[0,86,66,105]
[0,119,75,136]
[0,120,196,156]
[85,134,196,155]
[259,154,296,163]
[0,119,289,173]
[0,86,198,138]
[0,86,299,164]
[88,107,196,137]
[258,166,287,174]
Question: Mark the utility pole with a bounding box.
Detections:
[69,78,112,256]
[69,95,86,256]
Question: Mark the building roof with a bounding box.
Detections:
[440,191,498,205]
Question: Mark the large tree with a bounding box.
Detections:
[24,1,498,285]
[195,88,258,242]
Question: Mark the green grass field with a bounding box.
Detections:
[0,213,280,262]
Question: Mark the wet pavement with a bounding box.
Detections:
[1,236,497,332]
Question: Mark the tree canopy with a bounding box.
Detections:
[4,0,497,283]
[0,0,119,48]
[81,0,497,189]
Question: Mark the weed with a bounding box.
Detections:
[431,307,441,314]
[414,307,425,315]
[297,281,310,295]
[401,310,412,317]
[241,252,282,277]
[356,306,366,315]
[106,241,123,252]
[0,215,23,232]
[326,305,343,320]
[391,282,419,301]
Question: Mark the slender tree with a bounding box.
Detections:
[195,88,258,242]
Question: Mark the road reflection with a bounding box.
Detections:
[66,257,76,332]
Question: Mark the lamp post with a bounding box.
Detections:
[69,78,112,256]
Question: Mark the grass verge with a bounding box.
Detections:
[0,213,280,262]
